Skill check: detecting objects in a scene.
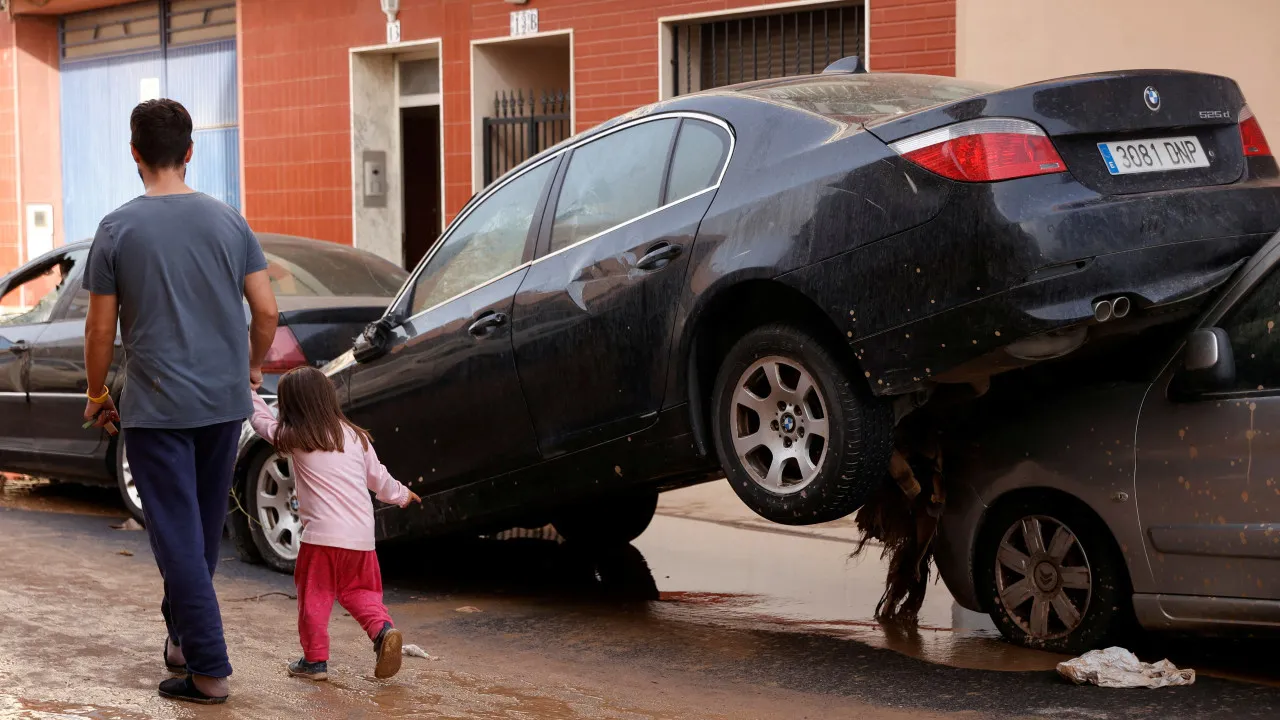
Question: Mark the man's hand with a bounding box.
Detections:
[406,490,422,505]
[250,367,264,391]
[84,393,120,435]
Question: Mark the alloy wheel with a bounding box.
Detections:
[994,515,1093,640]
[729,355,829,495]
[121,449,141,510]
[256,453,302,560]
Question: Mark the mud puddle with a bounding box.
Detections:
[635,513,1066,672]
[0,696,147,720]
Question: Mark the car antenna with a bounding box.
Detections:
[822,56,866,74]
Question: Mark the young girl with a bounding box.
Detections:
[249,366,421,681]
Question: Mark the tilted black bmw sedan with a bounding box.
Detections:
[229,62,1280,571]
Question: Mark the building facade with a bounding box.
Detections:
[0,0,1274,279]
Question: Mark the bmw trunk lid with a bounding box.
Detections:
[867,70,1253,195]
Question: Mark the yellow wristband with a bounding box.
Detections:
[87,387,110,404]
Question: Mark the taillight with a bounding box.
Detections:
[262,326,307,374]
[1240,105,1271,157]
[889,118,1066,182]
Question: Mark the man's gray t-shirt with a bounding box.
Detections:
[84,192,268,429]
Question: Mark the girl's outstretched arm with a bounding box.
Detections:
[248,391,278,441]
[362,441,413,508]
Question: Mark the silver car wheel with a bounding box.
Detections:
[729,355,829,495]
[256,453,301,561]
[121,448,142,510]
[995,515,1093,640]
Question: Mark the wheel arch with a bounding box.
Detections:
[683,278,869,457]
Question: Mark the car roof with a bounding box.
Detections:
[8,233,383,282]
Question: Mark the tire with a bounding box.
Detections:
[553,490,659,546]
[114,437,146,525]
[710,323,893,525]
[241,445,301,574]
[227,453,264,566]
[974,494,1132,655]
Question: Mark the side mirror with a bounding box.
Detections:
[1180,327,1236,394]
[352,313,403,364]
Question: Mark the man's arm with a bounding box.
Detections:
[244,269,278,390]
[83,293,119,429]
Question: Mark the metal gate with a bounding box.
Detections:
[59,1,238,242]
[670,2,865,97]
[481,89,570,187]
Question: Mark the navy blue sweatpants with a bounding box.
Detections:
[126,421,240,679]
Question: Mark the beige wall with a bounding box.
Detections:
[957,0,1280,143]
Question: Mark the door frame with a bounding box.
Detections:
[469,28,576,194]
[348,37,445,268]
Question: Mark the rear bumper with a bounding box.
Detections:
[860,232,1265,392]
[782,173,1280,395]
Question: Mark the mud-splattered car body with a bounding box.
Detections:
[937,231,1280,651]
[230,65,1280,571]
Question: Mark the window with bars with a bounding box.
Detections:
[670,2,865,98]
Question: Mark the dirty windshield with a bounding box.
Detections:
[738,74,1002,125]
[261,239,408,298]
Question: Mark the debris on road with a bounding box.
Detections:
[110,518,143,531]
[228,591,298,602]
[402,644,441,660]
[455,606,482,613]
[116,550,133,556]
[1057,647,1195,688]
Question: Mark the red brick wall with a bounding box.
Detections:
[15,16,62,249]
[0,18,20,283]
[868,0,956,75]
[240,0,957,246]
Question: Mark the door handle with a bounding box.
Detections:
[468,312,509,337]
[635,243,682,271]
[8,340,29,355]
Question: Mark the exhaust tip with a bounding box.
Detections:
[1093,299,1114,323]
[1112,295,1131,319]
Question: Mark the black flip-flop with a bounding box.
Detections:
[163,638,186,674]
[158,675,228,705]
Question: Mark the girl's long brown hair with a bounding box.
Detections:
[272,366,371,455]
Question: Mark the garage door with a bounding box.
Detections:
[59,1,238,242]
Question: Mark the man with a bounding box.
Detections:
[82,99,278,705]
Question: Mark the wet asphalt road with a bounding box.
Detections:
[2,479,1279,720]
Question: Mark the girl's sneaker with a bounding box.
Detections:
[288,657,328,681]
[373,623,403,679]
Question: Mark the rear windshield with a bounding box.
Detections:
[261,239,409,298]
[737,74,1003,125]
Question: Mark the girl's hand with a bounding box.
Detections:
[406,491,422,505]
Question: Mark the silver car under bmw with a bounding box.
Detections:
[936,230,1280,653]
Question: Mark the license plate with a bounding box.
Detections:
[1097,136,1210,175]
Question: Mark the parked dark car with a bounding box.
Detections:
[230,62,1280,572]
[0,234,407,521]
[935,230,1280,654]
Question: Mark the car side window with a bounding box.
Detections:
[664,119,731,203]
[0,251,88,327]
[57,250,92,321]
[409,160,555,316]
[1220,266,1280,392]
[549,118,679,254]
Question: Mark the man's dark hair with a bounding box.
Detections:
[130,99,193,169]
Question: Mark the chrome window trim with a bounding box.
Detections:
[535,185,718,266]
[390,111,735,327]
